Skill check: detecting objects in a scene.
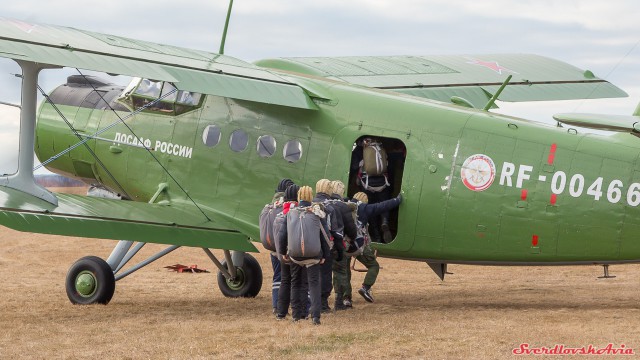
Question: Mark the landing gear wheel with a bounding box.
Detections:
[217,253,263,298]
[65,256,115,305]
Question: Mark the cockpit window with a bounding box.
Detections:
[122,78,203,116]
[135,79,162,98]
[160,82,178,102]
[177,90,201,106]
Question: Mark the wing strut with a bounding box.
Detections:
[0,61,58,205]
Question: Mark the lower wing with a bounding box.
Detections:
[0,186,257,252]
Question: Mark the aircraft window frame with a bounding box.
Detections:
[160,82,178,102]
[257,135,277,158]
[202,125,222,147]
[283,139,303,163]
[121,77,140,98]
[229,129,249,152]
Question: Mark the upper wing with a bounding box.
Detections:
[255,54,627,109]
[0,186,257,252]
[0,18,316,110]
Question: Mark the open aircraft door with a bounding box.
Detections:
[329,125,420,255]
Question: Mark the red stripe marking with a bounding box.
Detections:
[550,194,557,205]
[532,235,539,247]
[547,143,557,165]
[521,189,528,201]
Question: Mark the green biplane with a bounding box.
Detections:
[0,16,636,304]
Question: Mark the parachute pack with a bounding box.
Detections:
[286,205,329,262]
[359,139,390,192]
[344,202,368,257]
[362,139,387,175]
[259,202,283,252]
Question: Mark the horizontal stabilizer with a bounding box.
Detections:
[553,113,640,132]
[0,186,257,252]
[256,54,627,108]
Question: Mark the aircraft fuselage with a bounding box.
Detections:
[35,72,640,265]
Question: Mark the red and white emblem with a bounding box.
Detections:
[461,154,496,191]
[466,58,518,75]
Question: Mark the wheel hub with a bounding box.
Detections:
[225,267,246,290]
[75,271,97,297]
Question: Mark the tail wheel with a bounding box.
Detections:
[65,256,115,305]
[217,253,262,298]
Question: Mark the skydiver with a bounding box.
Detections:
[348,191,402,303]
[267,178,294,314]
[313,179,345,313]
[328,180,359,311]
[353,138,394,243]
[277,186,329,325]
[274,184,300,320]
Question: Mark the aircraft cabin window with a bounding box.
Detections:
[202,125,222,147]
[229,129,249,152]
[283,139,303,163]
[257,135,277,158]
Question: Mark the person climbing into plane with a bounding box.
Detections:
[353,138,394,243]
[348,191,402,303]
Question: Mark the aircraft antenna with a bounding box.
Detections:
[218,0,234,55]
[483,75,512,111]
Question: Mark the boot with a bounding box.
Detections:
[321,298,331,313]
[334,294,347,311]
[381,222,392,243]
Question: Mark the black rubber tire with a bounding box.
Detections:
[65,256,115,305]
[217,253,263,298]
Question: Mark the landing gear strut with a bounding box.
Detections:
[65,242,263,304]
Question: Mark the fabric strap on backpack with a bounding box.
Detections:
[360,173,390,192]
[319,222,331,246]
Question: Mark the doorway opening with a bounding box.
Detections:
[347,135,406,243]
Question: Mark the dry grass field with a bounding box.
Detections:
[0,188,638,359]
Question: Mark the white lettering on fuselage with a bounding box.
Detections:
[113,132,192,159]
[484,160,640,208]
[517,165,533,188]
[153,140,193,159]
[499,162,515,187]
[498,162,532,188]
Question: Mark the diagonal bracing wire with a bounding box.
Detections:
[34,88,177,170]
[35,83,132,200]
